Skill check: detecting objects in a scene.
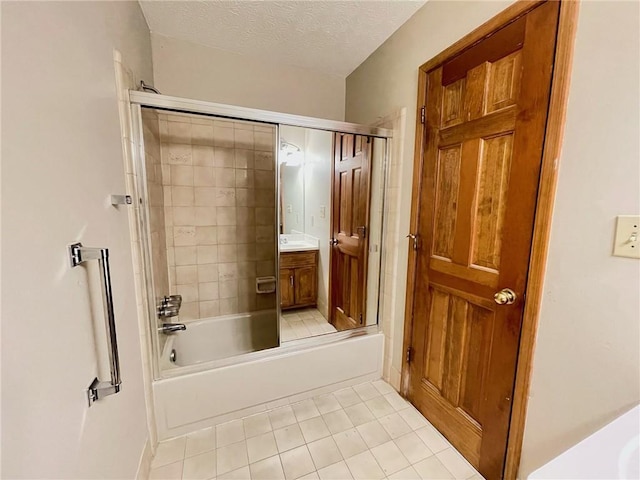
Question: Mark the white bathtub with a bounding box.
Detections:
[153,330,384,439]
[161,310,278,369]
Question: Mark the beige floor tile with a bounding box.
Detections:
[274,424,305,453]
[152,437,187,468]
[365,396,396,418]
[185,427,216,458]
[243,412,272,438]
[353,382,381,402]
[216,419,246,447]
[413,456,454,480]
[150,460,183,480]
[333,428,368,460]
[217,441,249,475]
[345,450,385,480]
[334,388,362,408]
[388,465,421,480]
[249,454,285,480]
[269,405,297,430]
[218,465,251,479]
[292,399,321,422]
[372,379,396,395]
[182,450,216,480]
[356,420,391,449]
[317,461,354,480]
[344,403,375,427]
[379,412,412,439]
[384,391,411,412]
[313,393,342,415]
[370,440,410,476]
[436,448,477,479]
[307,436,343,470]
[415,424,451,454]
[246,431,278,463]
[399,407,430,431]
[299,416,331,443]
[394,431,433,464]
[280,445,315,480]
[298,472,320,480]
[323,409,354,435]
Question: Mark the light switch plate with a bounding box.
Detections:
[613,215,640,259]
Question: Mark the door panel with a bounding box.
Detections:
[280,268,294,308]
[294,266,317,306]
[408,2,560,479]
[472,134,513,270]
[330,133,372,331]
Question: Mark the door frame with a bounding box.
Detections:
[400,1,580,478]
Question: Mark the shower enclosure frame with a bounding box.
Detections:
[129,91,393,380]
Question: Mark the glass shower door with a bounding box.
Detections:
[137,107,279,376]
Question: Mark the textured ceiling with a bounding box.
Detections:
[139,1,426,76]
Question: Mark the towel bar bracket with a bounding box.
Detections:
[87,377,122,406]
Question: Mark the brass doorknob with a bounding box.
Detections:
[494,288,517,305]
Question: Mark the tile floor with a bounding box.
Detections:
[149,380,483,480]
[280,308,337,342]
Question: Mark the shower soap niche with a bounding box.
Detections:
[256,276,277,294]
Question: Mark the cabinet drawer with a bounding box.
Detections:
[280,251,317,268]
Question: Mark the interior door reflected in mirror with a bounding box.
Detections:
[278,126,385,343]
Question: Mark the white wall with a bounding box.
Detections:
[303,129,333,317]
[151,33,346,121]
[1,2,153,478]
[345,0,640,477]
[520,2,640,475]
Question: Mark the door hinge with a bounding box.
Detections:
[359,313,363,325]
[420,106,426,124]
[406,346,412,363]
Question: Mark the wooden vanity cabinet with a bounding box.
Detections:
[280,251,318,310]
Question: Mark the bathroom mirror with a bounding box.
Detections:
[278,126,386,342]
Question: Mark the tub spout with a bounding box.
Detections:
[159,323,187,334]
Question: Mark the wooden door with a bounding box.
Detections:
[280,268,294,308]
[407,3,560,479]
[329,133,372,331]
[294,266,317,306]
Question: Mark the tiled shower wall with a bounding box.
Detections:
[141,109,170,305]
[154,112,277,321]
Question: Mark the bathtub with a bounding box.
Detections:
[160,310,278,370]
[153,326,384,439]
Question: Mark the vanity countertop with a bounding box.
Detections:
[280,241,319,253]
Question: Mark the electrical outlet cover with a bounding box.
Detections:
[613,215,640,259]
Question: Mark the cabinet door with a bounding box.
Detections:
[280,269,295,308]
[294,266,317,306]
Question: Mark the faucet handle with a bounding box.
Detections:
[163,294,182,307]
[159,305,179,318]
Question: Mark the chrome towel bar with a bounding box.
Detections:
[69,242,122,406]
